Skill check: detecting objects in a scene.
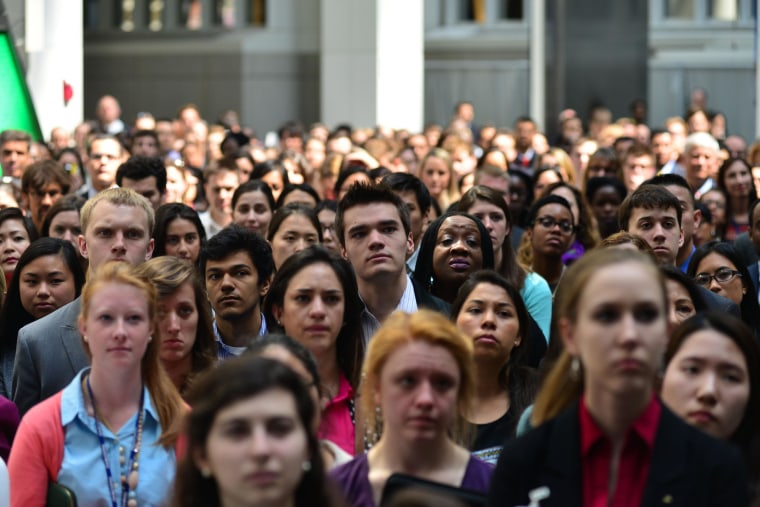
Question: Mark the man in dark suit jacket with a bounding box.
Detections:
[12,188,155,415]
[335,184,450,345]
[487,403,747,507]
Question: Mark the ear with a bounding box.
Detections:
[677,226,685,249]
[192,448,210,477]
[406,231,414,256]
[259,275,272,298]
[145,238,155,261]
[504,220,512,239]
[78,315,86,338]
[78,234,89,260]
[271,304,283,324]
[692,208,702,230]
[558,316,579,357]
[340,244,349,261]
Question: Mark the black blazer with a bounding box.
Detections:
[487,402,748,507]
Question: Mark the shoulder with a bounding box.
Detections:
[462,456,494,493]
[18,299,79,343]
[330,455,373,505]
[410,278,451,316]
[522,272,551,293]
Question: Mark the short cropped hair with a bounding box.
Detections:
[335,183,410,245]
[80,187,155,234]
[200,224,274,288]
[618,184,682,231]
[116,156,167,194]
[21,160,71,194]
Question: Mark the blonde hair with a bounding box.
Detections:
[80,262,185,446]
[531,248,666,425]
[420,148,460,210]
[361,310,475,447]
[80,187,155,235]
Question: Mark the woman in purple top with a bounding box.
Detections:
[331,310,493,507]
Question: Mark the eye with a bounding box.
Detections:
[592,307,619,323]
[432,377,454,391]
[267,418,296,437]
[634,306,660,323]
[223,421,250,439]
[167,236,180,246]
[466,306,482,315]
[185,234,198,244]
[178,305,195,318]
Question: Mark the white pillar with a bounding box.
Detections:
[321,0,424,132]
[25,0,83,140]
[529,0,545,131]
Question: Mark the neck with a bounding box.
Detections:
[432,281,459,304]
[532,254,564,285]
[370,433,457,474]
[475,361,506,399]
[161,354,193,392]
[314,348,341,397]
[216,310,261,348]
[676,240,694,266]
[731,199,750,217]
[493,248,503,272]
[87,366,143,428]
[358,272,408,323]
[585,383,652,443]
[210,207,232,227]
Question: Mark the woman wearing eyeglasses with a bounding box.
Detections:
[517,195,576,295]
[687,241,760,338]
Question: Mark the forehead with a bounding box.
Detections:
[537,203,572,218]
[581,262,663,305]
[206,250,255,271]
[210,170,239,185]
[382,341,460,376]
[0,218,25,231]
[345,202,403,224]
[664,185,694,210]
[237,190,270,206]
[438,215,480,234]
[2,140,29,152]
[90,138,121,154]
[123,176,158,191]
[469,199,504,215]
[698,251,735,269]
[629,206,678,223]
[88,202,149,229]
[167,218,198,233]
[674,329,744,364]
[279,214,318,232]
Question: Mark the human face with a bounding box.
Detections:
[527,204,575,258]
[508,175,528,215]
[622,154,656,192]
[304,139,326,171]
[723,160,753,199]
[685,146,715,186]
[533,170,561,199]
[87,138,123,192]
[165,165,188,204]
[701,190,726,225]
[515,121,536,151]
[432,216,484,289]
[273,263,344,358]
[19,254,77,319]
[233,191,273,236]
[0,218,30,275]
[205,170,239,216]
[205,250,266,321]
[467,200,509,252]
[652,132,674,167]
[1,140,30,178]
[662,330,750,440]
[420,157,450,199]
[341,203,413,282]
[561,262,667,397]
[157,281,198,365]
[197,389,309,507]
[665,184,698,245]
[79,282,152,371]
[590,185,623,231]
[25,183,63,230]
[78,202,154,271]
[455,283,521,366]
[281,190,317,209]
[235,157,254,184]
[121,176,162,211]
[261,171,285,202]
[665,279,697,333]
[132,136,159,157]
[451,148,476,178]
[164,218,201,263]
[317,208,338,254]
[626,207,683,265]
[693,252,746,305]
[375,341,460,444]
[549,187,579,225]
[48,210,81,248]
[270,214,319,270]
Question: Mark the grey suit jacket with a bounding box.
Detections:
[12,297,89,416]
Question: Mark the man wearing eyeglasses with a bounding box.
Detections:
[78,134,125,199]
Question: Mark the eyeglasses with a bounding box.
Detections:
[532,216,575,233]
[694,268,742,286]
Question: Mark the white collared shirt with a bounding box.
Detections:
[360,274,418,345]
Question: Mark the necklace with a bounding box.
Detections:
[86,374,145,507]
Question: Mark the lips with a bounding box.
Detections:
[368,253,391,262]
[247,471,279,485]
[474,334,499,345]
[34,302,55,313]
[162,339,185,349]
[305,325,330,334]
[2,257,18,265]
[218,296,239,305]
[688,410,717,425]
[449,258,470,271]
[614,358,645,372]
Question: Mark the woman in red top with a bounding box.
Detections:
[487,248,747,507]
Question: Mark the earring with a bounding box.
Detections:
[82,336,88,342]
[570,356,581,381]
[301,460,312,472]
[148,335,153,342]
[200,467,211,478]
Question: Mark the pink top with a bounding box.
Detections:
[318,373,355,455]
[8,392,64,507]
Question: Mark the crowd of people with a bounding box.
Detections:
[0,90,758,506]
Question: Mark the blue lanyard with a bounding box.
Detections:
[86,375,145,507]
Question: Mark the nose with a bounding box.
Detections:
[618,312,640,349]
[220,273,235,290]
[294,238,308,253]
[41,193,53,206]
[166,311,181,333]
[112,231,126,249]
[249,426,272,458]
[697,371,718,405]
[415,381,435,408]
[37,281,51,298]
[367,229,384,249]
[481,217,493,233]
[708,277,722,293]
[309,297,326,318]
[481,308,496,329]
[62,229,74,243]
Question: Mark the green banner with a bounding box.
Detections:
[0,31,42,142]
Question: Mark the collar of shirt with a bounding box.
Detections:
[61,369,160,429]
[580,395,660,455]
[213,314,267,358]
[360,274,418,344]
